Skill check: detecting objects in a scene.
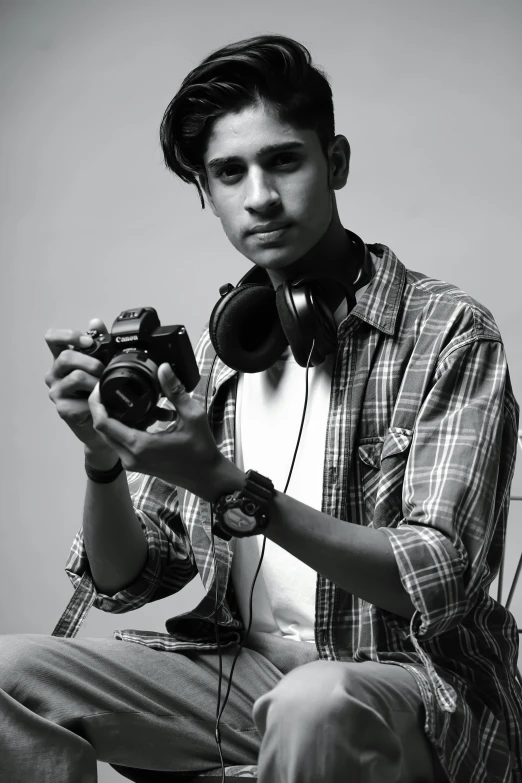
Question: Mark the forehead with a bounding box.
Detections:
[203,101,318,164]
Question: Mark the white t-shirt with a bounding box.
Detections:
[231,282,369,643]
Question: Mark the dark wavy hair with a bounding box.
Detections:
[159,34,335,208]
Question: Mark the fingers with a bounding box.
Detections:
[48,368,99,432]
[90,399,140,451]
[48,368,99,399]
[158,364,191,410]
[45,328,93,360]
[89,387,141,463]
[46,350,105,385]
[44,318,107,361]
[45,321,107,386]
[53,397,93,428]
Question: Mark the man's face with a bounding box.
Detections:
[200,101,334,273]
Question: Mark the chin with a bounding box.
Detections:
[248,246,303,269]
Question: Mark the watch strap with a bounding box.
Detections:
[85,458,124,483]
[243,469,275,503]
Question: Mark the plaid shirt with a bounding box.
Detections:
[53,244,522,783]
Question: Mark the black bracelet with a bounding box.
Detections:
[85,457,124,484]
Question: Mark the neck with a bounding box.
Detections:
[265,203,360,313]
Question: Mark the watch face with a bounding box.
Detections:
[224,507,258,533]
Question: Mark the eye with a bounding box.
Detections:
[215,153,300,183]
[217,165,242,181]
[272,153,298,166]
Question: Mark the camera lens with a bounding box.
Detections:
[99,351,160,427]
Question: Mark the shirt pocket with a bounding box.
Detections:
[357,427,413,527]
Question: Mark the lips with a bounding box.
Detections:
[249,221,291,234]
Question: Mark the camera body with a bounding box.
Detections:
[78,307,200,429]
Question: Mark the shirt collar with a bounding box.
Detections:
[338,244,407,338]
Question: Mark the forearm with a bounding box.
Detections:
[83,447,148,596]
[265,491,415,620]
[212,461,416,621]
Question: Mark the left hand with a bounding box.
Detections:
[88,363,225,502]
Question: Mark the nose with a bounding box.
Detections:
[243,168,281,213]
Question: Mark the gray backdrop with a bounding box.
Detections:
[1,1,521,781]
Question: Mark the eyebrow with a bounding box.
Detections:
[207,141,306,173]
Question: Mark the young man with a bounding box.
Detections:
[1,34,521,783]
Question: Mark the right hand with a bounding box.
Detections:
[44,318,118,465]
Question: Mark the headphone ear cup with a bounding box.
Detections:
[209,284,288,373]
[275,282,338,367]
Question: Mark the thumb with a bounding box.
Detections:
[158,363,187,402]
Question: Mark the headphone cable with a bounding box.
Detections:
[207,338,315,782]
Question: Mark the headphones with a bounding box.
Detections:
[203,229,377,779]
[208,228,374,374]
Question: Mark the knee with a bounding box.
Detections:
[253,660,351,732]
[253,660,403,768]
[0,634,51,696]
[253,660,395,736]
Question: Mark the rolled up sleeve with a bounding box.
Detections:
[65,470,198,614]
[379,336,518,642]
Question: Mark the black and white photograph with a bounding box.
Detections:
[0,2,521,782]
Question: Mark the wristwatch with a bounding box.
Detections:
[212,469,276,540]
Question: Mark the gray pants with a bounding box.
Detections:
[0,631,448,783]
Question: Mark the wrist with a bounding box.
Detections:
[206,454,247,505]
[84,444,120,471]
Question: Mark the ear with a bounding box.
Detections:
[197,170,219,216]
[327,135,350,191]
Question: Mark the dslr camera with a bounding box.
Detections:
[77,307,200,430]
